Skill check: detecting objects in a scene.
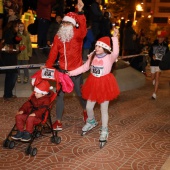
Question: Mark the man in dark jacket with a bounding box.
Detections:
[36,0,56,49]
[122,20,136,56]
[47,15,62,46]
[90,0,103,40]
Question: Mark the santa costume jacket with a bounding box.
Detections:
[45,13,87,71]
[19,93,51,119]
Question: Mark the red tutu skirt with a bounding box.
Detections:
[82,73,120,104]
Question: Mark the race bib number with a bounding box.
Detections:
[42,68,55,80]
[155,53,163,61]
[153,45,166,61]
[91,65,104,77]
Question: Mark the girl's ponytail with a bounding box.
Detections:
[89,50,96,66]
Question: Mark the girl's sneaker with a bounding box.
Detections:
[152,93,156,99]
[17,76,21,83]
[23,77,28,84]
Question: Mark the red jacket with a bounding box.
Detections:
[19,93,51,119]
[36,0,56,20]
[45,14,87,71]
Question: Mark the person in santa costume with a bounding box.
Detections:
[68,28,120,144]
[11,80,53,142]
[41,0,87,131]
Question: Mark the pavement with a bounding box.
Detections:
[0,48,170,169]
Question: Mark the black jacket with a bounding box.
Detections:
[1,29,20,72]
[149,39,169,66]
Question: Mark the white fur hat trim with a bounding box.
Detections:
[95,41,111,51]
[62,16,76,26]
[34,86,48,95]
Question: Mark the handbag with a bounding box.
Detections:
[31,68,74,93]
[58,72,74,93]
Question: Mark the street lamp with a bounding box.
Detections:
[133,3,143,26]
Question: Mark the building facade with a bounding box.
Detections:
[142,0,170,25]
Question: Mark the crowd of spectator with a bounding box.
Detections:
[0,0,168,101]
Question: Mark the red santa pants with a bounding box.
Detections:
[15,114,41,134]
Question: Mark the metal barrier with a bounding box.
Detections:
[0,53,148,70]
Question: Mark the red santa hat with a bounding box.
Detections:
[157,30,167,38]
[62,12,78,26]
[95,36,111,52]
[34,80,53,95]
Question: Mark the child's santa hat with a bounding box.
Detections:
[34,80,53,95]
[157,30,167,38]
[62,12,78,27]
[95,36,111,52]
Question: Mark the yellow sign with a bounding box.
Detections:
[0,0,3,14]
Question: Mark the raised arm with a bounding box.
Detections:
[111,28,119,62]
[77,0,84,12]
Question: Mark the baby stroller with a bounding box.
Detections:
[3,68,74,156]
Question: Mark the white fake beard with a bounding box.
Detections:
[57,25,74,42]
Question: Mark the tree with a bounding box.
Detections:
[136,17,151,36]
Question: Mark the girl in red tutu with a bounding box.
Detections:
[68,28,120,146]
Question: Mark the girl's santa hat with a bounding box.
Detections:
[34,80,53,95]
[95,36,111,52]
[62,12,78,27]
[157,30,167,38]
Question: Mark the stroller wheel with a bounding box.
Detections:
[35,132,41,138]
[30,148,37,156]
[8,141,15,149]
[56,136,61,144]
[3,139,10,148]
[51,136,61,144]
[25,146,32,155]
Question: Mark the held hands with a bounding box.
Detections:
[40,65,46,69]
[77,0,84,12]
[113,28,119,37]
[66,71,71,76]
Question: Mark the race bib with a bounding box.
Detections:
[153,45,166,61]
[91,65,104,77]
[155,53,163,61]
[42,68,55,80]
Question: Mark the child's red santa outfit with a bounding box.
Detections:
[12,80,52,141]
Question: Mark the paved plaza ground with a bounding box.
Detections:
[0,58,170,169]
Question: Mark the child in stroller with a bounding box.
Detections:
[3,68,74,156]
[11,79,53,142]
